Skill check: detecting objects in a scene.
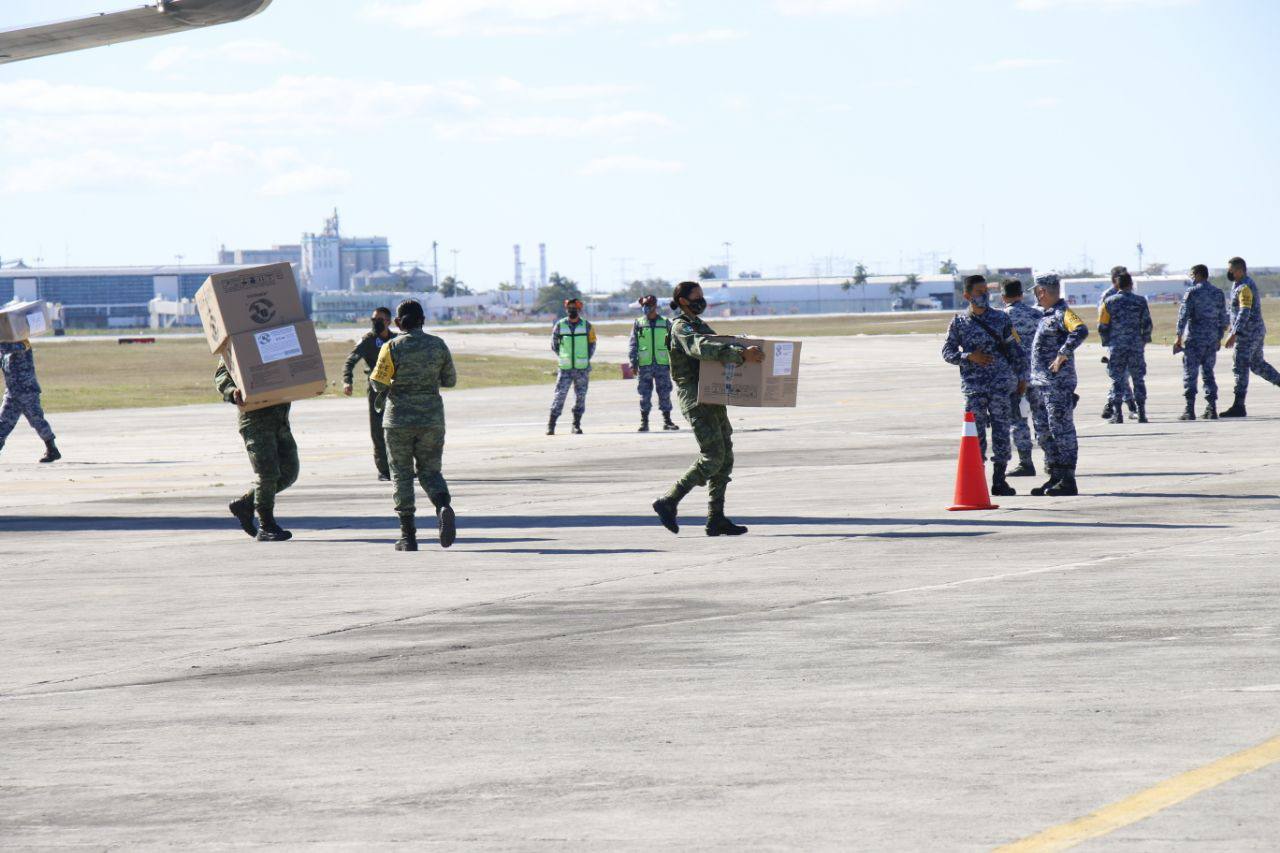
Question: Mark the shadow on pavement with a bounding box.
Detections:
[1093,492,1279,501]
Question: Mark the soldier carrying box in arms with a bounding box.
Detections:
[369,300,458,553]
[0,339,60,463]
[628,294,680,433]
[1174,264,1229,420]
[652,281,764,538]
[216,363,297,542]
[547,298,596,435]
[342,306,397,481]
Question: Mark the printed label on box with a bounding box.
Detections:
[255,325,302,364]
[772,342,794,377]
[25,311,46,336]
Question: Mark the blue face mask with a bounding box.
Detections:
[970,291,990,309]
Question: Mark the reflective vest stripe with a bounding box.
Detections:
[635,319,670,367]
[557,320,591,370]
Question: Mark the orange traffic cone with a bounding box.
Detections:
[948,411,998,512]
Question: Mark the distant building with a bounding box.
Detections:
[350,265,435,292]
[300,210,390,292]
[311,290,494,324]
[216,244,301,266]
[701,274,960,315]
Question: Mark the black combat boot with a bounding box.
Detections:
[1008,455,1036,477]
[39,438,61,464]
[1110,404,1124,424]
[572,413,583,435]
[1203,400,1218,420]
[706,512,749,537]
[546,414,558,435]
[377,470,391,482]
[652,483,690,534]
[1045,468,1079,496]
[256,508,293,542]
[1137,402,1149,424]
[662,412,680,431]
[1179,403,1196,421]
[991,462,1017,497]
[1127,398,1138,415]
[638,412,650,433]
[1220,396,1247,418]
[395,513,418,552]
[1031,467,1061,497]
[229,494,258,538]
[1101,401,1114,420]
[436,503,456,549]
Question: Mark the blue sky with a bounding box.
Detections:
[0,0,1276,290]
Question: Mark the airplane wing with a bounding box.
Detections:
[0,0,273,66]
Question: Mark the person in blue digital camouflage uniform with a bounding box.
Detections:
[0,339,60,463]
[942,274,1027,496]
[1002,278,1042,477]
[1029,273,1089,497]
[1174,264,1228,420]
[1098,272,1153,424]
[1221,257,1280,418]
[1099,265,1137,420]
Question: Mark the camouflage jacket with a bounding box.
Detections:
[0,341,40,394]
[667,312,746,391]
[941,308,1025,396]
[1177,281,1228,345]
[1005,300,1042,382]
[1230,275,1265,338]
[1098,291,1153,350]
[1031,299,1089,388]
[369,329,457,429]
[213,360,290,430]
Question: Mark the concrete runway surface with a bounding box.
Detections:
[2,333,1278,850]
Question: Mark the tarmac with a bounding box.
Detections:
[2,332,1278,850]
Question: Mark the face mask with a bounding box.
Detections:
[1226,270,1237,283]
[372,318,387,334]
[970,291,990,309]
[686,297,707,315]
[567,310,579,319]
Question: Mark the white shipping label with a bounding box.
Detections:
[25,310,46,335]
[255,325,302,364]
[772,343,795,377]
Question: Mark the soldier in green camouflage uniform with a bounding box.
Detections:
[214,361,298,542]
[369,300,458,552]
[342,306,396,481]
[652,282,765,537]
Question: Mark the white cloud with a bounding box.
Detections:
[364,0,674,36]
[775,0,905,15]
[259,166,353,197]
[978,58,1064,71]
[580,156,685,176]
[490,77,641,102]
[1015,0,1195,9]
[146,39,306,73]
[662,29,747,45]
[437,111,674,142]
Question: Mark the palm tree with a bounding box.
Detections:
[904,273,921,309]
[697,266,717,281]
[842,262,870,310]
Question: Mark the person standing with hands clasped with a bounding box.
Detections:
[547,298,596,435]
[628,294,679,432]
[652,282,764,537]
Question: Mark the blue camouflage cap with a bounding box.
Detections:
[1034,272,1061,288]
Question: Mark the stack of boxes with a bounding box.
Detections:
[195,263,327,412]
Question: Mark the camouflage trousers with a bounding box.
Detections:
[1107,346,1147,405]
[637,364,673,414]
[672,403,734,514]
[965,389,1013,465]
[1232,335,1280,399]
[1103,347,1136,404]
[1031,384,1078,470]
[367,390,389,477]
[1010,386,1041,460]
[550,368,590,417]
[1182,341,1219,403]
[238,412,299,514]
[386,426,450,517]
[0,389,55,446]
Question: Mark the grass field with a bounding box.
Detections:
[6,339,563,414]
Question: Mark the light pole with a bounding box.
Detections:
[586,245,596,295]
[432,241,439,289]
[451,249,460,280]
[722,241,733,279]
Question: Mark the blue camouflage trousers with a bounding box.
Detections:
[637,364,673,414]
[0,389,55,445]
[550,368,590,417]
[1104,348,1136,404]
[1010,386,1041,460]
[1032,384,1078,469]
[1183,341,1219,402]
[1107,346,1147,405]
[1232,335,1280,399]
[966,391,1013,464]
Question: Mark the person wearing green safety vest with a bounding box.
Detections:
[547,298,597,435]
[628,294,679,433]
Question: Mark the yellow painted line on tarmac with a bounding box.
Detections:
[995,734,1280,852]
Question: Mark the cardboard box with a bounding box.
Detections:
[195,263,305,353]
[222,320,328,412]
[0,301,54,343]
[697,337,802,407]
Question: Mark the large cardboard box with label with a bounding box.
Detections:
[0,301,54,343]
[222,321,328,412]
[697,337,802,407]
[195,263,306,353]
